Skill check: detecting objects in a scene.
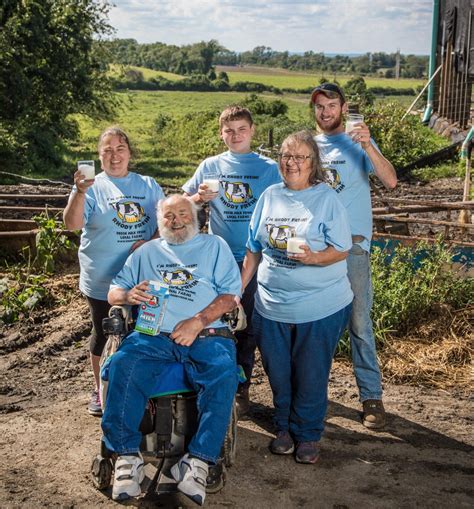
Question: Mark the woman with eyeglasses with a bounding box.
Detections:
[241,130,353,464]
[63,126,164,417]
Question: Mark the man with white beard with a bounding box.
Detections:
[102,195,242,506]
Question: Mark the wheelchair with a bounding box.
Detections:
[90,305,242,500]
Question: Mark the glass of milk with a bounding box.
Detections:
[203,169,220,193]
[77,160,95,181]
[287,236,306,254]
[345,114,364,136]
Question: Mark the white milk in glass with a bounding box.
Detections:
[77,160,95,180]
[287,237,306,254]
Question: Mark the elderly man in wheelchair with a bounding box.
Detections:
[99,195,242,506]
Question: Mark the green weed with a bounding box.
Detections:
[0,212,75,323]
[336,240,473,357]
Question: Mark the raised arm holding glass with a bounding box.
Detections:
[63,126,164,416]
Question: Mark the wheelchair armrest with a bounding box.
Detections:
[102,305,133,336]
[222,303,247,332]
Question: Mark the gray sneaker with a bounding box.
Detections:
[270,431,295,455]
[88,390,102,417]
[295,441,320,464]
[171,453,208,506]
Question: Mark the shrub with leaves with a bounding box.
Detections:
[0,212,75,323]
[363,102,448,169]
[371,240,473,345]
[337,240,473,356]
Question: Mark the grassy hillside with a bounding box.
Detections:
[108,64,184,82]
[71,90,309,187]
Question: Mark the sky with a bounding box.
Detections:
[107,0,434,55]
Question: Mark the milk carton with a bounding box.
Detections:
[134,280,170,335]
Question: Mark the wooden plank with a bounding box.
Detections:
[0,206,63,213]
[0,194,68,200]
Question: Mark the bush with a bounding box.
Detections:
[337,240,473,356]
[0,212,75,323]
[371,240,473,344]
[363,102,448,168]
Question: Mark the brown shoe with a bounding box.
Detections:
[362,399,386,429]
[235,386,250,417]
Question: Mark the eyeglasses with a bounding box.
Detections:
[279,154,312,164]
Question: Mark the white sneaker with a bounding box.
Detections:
[112,453,144,501]
[171,453,208,506]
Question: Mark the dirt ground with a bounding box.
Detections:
[0,176,473,508]
[0,268,472,509]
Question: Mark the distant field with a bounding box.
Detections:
[216,65,423,90]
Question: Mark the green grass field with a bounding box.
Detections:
[216,65,424,90]
[72,90,311,186]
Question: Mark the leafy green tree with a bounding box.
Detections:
[344,76,375,106]
[0,0,115,174]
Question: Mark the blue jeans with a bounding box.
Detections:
[253,305,351,442]
[235,261,258,389]
[101,331,238,464]
[347,244,383,402]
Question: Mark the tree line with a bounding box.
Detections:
[103,39,429,79]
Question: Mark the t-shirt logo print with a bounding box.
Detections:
[114,200,145,224]
[161,269,193,286]
[323,168,342,190]
[223,181,253,204]
[266,224,296,250]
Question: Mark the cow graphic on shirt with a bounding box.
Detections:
[266,224,296,250]
[223,181,253,204]
[114,200,145,223]
[161,269,193,286]
[323,168,341,190]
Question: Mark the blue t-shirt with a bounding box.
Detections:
[315,133,376,252]
[70,171,165,300]
[110,234,242,333]
[182,151,281,262]
[247,182,353,323]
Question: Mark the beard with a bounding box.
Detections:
[316,111,344,132]
[159,218,199,245]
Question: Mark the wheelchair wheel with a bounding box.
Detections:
[223,399,238,467]
[206,461,227,494]
[91,454,113,490]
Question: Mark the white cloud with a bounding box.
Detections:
[107,0,433,54]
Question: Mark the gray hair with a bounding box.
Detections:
[280,130,325,186]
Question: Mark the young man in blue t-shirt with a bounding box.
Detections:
[183,106,281,415]
[311,83,397,429]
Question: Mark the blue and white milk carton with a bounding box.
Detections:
[134,280,170,335]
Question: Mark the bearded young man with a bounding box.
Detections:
[102,195,241,505]
[311,83,397,430]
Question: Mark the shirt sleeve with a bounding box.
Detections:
[69,185,96,224]
[322,194,353,252]
[246,192,265,253]
[211,237,242,298]
[110,251,139,291]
